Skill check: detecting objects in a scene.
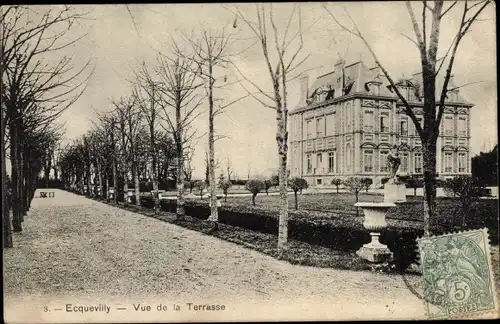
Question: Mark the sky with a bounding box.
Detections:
[43,2,496,179]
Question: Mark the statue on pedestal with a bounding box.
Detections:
[387,145,401,183]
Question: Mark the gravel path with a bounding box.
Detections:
[2,189,465,322]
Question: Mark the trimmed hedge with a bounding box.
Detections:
[136,196,470,270]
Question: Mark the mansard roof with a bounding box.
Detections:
[295,58,473,114]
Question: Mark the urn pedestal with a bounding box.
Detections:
[355,202,396,263]
[108,187,115,200]
[208,194,223,208]
[127,189,134,204]
[384,181,407,203]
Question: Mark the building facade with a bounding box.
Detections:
[289,58,473,187]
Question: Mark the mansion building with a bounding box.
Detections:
[289,58,473,187]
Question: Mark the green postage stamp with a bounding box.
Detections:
[418,228,498,319]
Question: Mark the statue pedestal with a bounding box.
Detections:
[355,202,395,263]
[384,181,407,203]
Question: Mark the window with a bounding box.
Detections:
[326,114,335,136]
[364,150,373,172]
[307,154,312,173]
[458,117,467,136]
[306,120,312,138]
[414,153,422,173]
[317,178,323,185]
[328,151,336,173]
[414,117,422,135]
[380,150,389,172]
[445,137,453,145]
[444,116,453,135]
[317,153,323,167]
[400,118,408,136]
[380,114,389,133]
[364,110,374,132]
[458,152,467,173]
[346,143,352,172]
[444,152,453,173]
[316,117,324,138]
[401,153,409,173]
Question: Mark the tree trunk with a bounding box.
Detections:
[294,191,298,210]
[176,151,185,220]
[422,137,437,237]
[151,129,159,214]
[208,71,219,223]
[44,154,52,188]
[94,161,99,198]
[2,112,13,248]
[277,149,289,254]
[78,167,84,195]
[123,169,129,207]
[414,188,417,197]
[85,158,91,197]
[98,162,103,199]
[18,147,25,221]
[9,122,22,232]
[104,171,109,201]
[23,158,30,214]
[112,154,118,204]
[133,160,140,207]
[252,193,256,206]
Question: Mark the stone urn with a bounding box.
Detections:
[355,202,396,263]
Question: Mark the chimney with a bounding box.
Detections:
[334,57,345,96]
[299,74,309,106]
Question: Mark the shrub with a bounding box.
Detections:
[194,180,207,199]
[360,177,373,192]
[264,179,273,195]
[331,178,342,193]
[219,180,232,202]
[270,174,279,187]
[231,179,248,186]
[381,177,390,186]
[344,177,364,216]
[245,179,265,205]
[289,177,309,210]
[443,176,486,229]
[400,175,423,196]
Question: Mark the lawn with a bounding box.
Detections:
[222,192,498,227]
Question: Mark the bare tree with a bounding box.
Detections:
[231,4,311,255]
[323,0,492,236]
[175,27,248,229]
[95,112,119,203]
[153,52,204,220]
[132,62,163,212]
[1,5,93,234]
[113,98,132,207]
